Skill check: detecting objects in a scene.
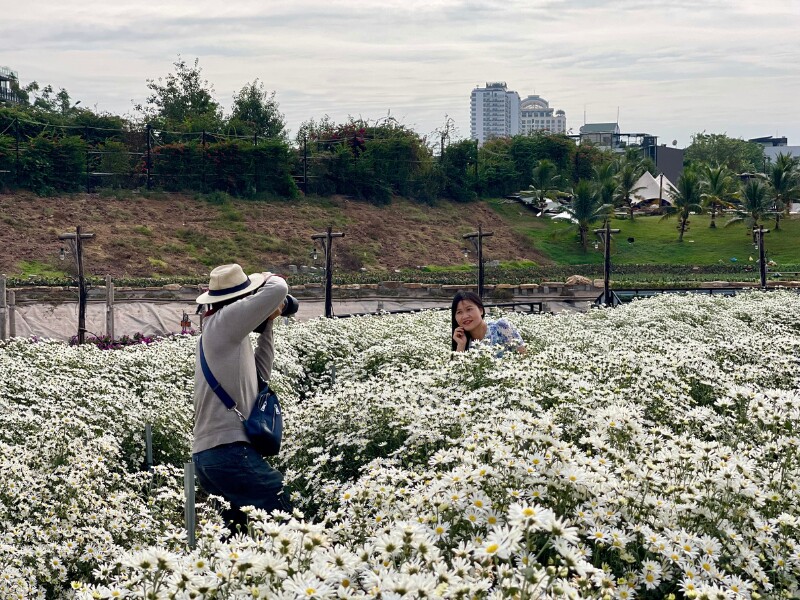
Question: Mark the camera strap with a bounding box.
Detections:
[199,337,246,421]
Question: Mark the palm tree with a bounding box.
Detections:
[521,159,561,215]
[727,179,772,238]
[766,152,800,230]
[614,162,645,221]
[700,165,737,228]
[662,169,703,241]
[594,161,617,210]
[566,180,612,250]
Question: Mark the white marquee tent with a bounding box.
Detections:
[631,171,677,206]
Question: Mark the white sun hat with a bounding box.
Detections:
[196,264,266,304]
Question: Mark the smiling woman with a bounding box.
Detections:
[450,290,525,354]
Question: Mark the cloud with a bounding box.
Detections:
[1,0,798,145]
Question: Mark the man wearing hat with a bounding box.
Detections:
[192,263,291,531]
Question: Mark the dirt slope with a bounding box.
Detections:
[0,192,549,277]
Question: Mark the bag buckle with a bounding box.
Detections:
[230,405,246,422]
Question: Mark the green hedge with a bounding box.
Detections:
[9,264,796,290]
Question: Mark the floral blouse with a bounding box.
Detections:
[469,318,524,354]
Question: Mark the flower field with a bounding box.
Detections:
[1,292,800,599]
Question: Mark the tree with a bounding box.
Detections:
[594,161,617,209]
[19,81,76,114]
[700,165,738,228]
[136,56,222,132]
[521,159,562,215]
[766,152,800,230]
[685,132,765,174]
[662,169,703,241]
[566,180,612,250]
[440,139,477,203]
[614,161,644,221]
[228,80,286,140]
[478,138,519,197]
[573,144,608,183]
[727,179,772,235]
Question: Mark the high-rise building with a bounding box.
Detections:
[470,82,521,145]
[520,95,566,135]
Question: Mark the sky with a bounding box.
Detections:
[2,0,799,148]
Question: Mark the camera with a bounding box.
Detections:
[281,294,299,317]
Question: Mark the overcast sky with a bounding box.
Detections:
[3,0,799,147]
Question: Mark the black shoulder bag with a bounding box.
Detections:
[199,337,283,456]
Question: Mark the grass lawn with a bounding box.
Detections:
[487,199,800,267]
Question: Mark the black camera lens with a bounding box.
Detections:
[281,294,299,317]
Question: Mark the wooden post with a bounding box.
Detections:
[463,225,494,300]
[184,462,196,549]
[105,275,115,339]
[0,274,6,340]
[59,228,95,344]
[311,226,345,318]
[8,290,15,338]
[76,226,87,344]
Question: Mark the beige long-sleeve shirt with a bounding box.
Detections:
[192,276,288,454]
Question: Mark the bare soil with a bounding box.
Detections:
[0,192,549,277]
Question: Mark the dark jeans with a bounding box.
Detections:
[193,442,291,533]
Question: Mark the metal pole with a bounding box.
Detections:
[201,130,207,193]
[105,275,115,339]
[145,424,153,469]
[8,291,15,338]
[14,118,20,187]
[604,221,611,305]
[303,136,308,195]
[478,224,485,299]
[85,126,90,194]
[76,226,86,345]
[184,462,196,549]
[0,274,6,340]
[146,124,152,190]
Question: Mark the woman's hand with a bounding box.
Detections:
[267,301,285,322]
[452,327,468,352]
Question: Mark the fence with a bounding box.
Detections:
[0,116,298,196]
[0,115,480,203]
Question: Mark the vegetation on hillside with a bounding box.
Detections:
[2,55,797,289]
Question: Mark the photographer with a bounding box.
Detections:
[191,263,294,531]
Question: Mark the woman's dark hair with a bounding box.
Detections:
[451,290,485,351]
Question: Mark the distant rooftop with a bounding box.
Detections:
[749,136,788,147]
[580,123,619,133]
[520,95,550,109]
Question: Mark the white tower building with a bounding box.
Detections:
[470,82,521,145]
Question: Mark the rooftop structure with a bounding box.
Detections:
[578,122,621,148]
[749,136,788,147]
[0,66,22,104]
